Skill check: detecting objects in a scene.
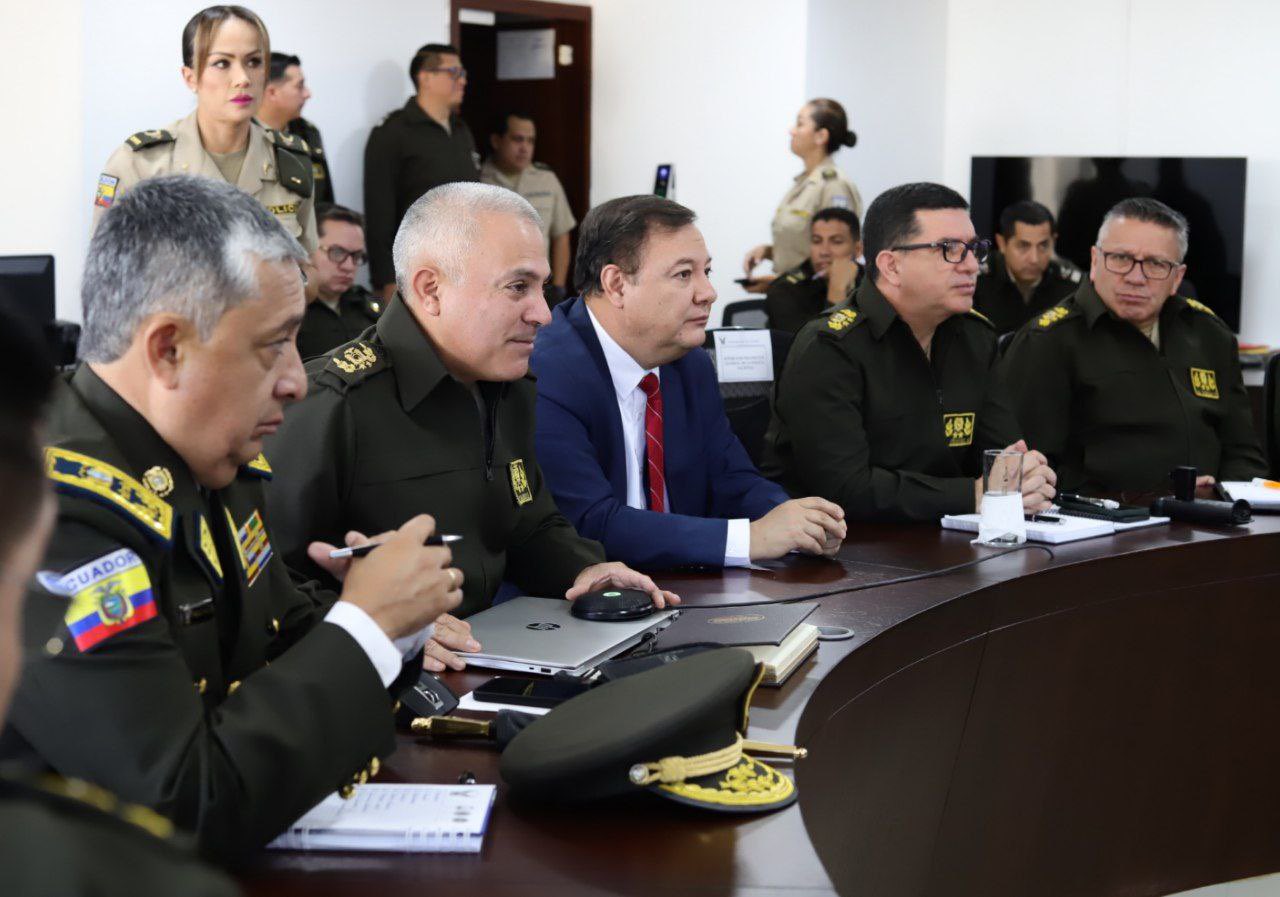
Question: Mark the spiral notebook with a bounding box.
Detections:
[268,784,496,853]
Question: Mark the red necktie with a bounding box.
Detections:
[639,373,666,513]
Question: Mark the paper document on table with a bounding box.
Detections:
[712,330,774,383]
[1222,479,1280,510]
[268,783,495,853]
[942,513,1110,544]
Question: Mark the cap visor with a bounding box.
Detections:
[650,755,797,814]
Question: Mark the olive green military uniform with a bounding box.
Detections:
[479,158,576,253]
[0,773,238,896]
[769,157,862,273]
[93,111,317,252]
[972,251,1081,334]
[761,277,1021,522]
[764,259,863,334]
[0,366,409,865]
[297,286,383,361]
[286,115,334,205]
[363,100,480,289]
[999,282,1266,494]
[263,294,605,618]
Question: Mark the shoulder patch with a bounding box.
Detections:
[45,448,173,544]
[1037,305,1071,329]
[323,341,388,383]
[784,270,805,284]
[125,129,175,151]
[1184,297,1219,318]
[55,547,158,652]
[241,453,272,480]
[825,307,859,333]
[267,131,315,199]
[966,308,995,328]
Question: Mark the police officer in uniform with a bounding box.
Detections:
[480,111,577,304]
[2,178,462,866]
[765,206,863,334]
[0,310,239,896]
[297,204,382,360]
[364,43,480,300]
[265,184,679,674]
[743,98,862,290]
[1000,197,1266,495]
[91,7,317,254]
[258,52,334,205]
[973,200,1080,334]
[762,183,1057,522]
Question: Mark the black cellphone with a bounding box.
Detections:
[472,676,590,709]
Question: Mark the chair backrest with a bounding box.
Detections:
[702,327,794,466]
[721,299,769,329]
[1266,352,1280,477]
[997,330,1015,356]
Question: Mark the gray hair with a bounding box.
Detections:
[1097,197,1190,261]
[80,176,307,362]
[391,182,542,295]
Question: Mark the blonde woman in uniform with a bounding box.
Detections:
[92,5,318,259]
[742,98,862,292]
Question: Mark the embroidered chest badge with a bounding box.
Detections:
[1190,367,1219,400]
[943,412,976,447]
[509,459,534,506]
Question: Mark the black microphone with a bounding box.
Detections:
[1150,496,1252,527]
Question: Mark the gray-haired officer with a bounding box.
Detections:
[1001,197,1266,494]
[92,7,317,253]
[1,176,461,866]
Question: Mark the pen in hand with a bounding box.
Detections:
[329,534,463,559]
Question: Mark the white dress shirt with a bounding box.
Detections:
[586,305,751,566]
[324,602,434,687]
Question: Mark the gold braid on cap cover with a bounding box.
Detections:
[628,735,806,786]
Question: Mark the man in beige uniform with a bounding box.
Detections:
[479,112,576,302]
[769,159,862,274]
[92,110,318,253]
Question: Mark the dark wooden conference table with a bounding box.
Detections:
[244,515,1280,897]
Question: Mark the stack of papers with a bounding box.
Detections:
[942,511,1169,544]
[1221,478,1280,510]
[269,784,496,853]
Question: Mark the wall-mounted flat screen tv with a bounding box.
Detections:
[969,156,1247,332]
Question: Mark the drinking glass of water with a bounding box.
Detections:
[976,449,1026,545]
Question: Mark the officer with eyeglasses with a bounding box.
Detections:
[1000,197,1265,495]
[297,203,383,360]
[762,182,1057,522]
[364,43,480,304]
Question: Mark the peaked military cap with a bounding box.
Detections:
[499,648,802,813]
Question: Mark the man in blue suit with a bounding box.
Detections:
[531,195,846,569]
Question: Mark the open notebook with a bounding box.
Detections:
[268,784,496,853]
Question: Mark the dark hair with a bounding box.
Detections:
[490,111,535,140]
[268,51,301,83]
[181,6,269,73]
[409,43,460,87]
[1099,196,1190,259]
[812,207,861,240]
[0,309,54,558]
[998,200,1055,238]
[806,98,857,154]
[574,196,697,296]
[316,203,366,236]
[862,182,968,283]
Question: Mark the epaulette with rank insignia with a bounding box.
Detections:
[321,340,389,389]
[533,161,551,170]
[240,453,273,480]
[821,169,837,180]
[265,129,315,199]
[126,129,175,151]
[784,270,805,284]
[1036,305,1072,329]
[966,308,995,329]
[1057,262,1082,284]
[824,307,859,335]
[44,447,173,544]
[1184,297,1219,318]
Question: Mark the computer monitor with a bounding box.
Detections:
[970,157,1247,332]
[0,255,56,329]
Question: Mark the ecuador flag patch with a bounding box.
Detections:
[57,548,157,652]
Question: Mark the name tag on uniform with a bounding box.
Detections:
[943,412,975,447]
[266,203,298,216]
[1190,367,1219,399]
[509,459,534,506]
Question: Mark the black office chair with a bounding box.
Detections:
[996,330,1015,356]
[720,299,768,329]
[1265,352,1280,478]
[702,327,794,466]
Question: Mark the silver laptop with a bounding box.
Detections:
[464,597,678,676]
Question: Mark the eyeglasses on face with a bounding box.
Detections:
[427,66,467,80]
[320,245,368,267]
[1095,248,1178,281]
[890,238,992,265]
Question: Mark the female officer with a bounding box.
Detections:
[742,98,862,290]
[91,5,317,254]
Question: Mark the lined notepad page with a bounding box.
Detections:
[269,784,496,853]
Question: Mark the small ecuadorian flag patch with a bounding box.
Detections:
[94,174,119,209]
[55,548,157,652]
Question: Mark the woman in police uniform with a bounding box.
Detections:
[742,98,862,291]
[92,5,317,253]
